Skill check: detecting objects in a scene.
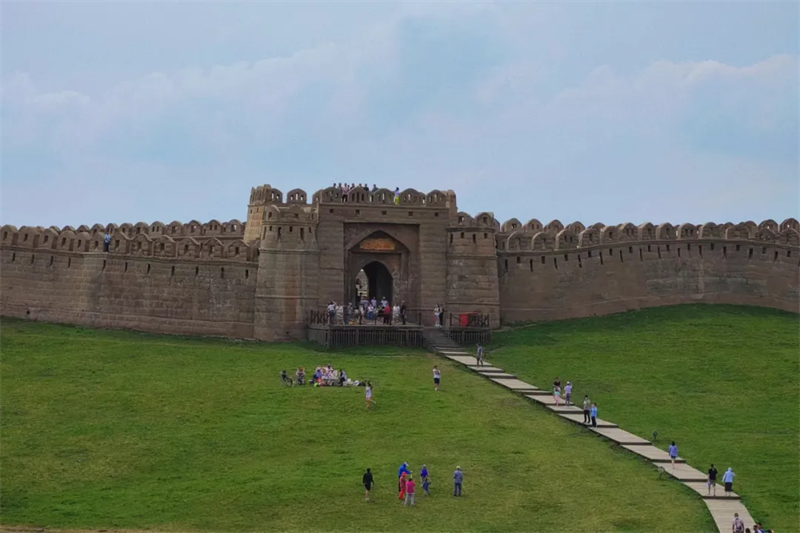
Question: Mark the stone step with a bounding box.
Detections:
[590,427,651,446]
[704,498,755,533]
[556,412,618,428]
[479,372,516,379]
[659,462,709,482]
[620,444,686,464]
[488,378,540,392]
[466,365,504,373]
[443,355,479,365]
[683,481,739,500]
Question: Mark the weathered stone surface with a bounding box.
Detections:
[1,188,797,343]
[590,427,651,445]
[488,378,538,390]
[620,444,684,463]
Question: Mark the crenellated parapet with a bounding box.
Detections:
[311,186,455,208]
[0,224,259,262]
[480,217,800,254]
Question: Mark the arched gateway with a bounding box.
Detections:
[347,231,409,307]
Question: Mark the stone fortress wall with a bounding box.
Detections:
[1,184,797,341]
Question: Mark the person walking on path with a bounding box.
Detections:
[722,467,735,496]
[564,381,572,406]
[476,344,485,366]
[590,403,598,427]
[668,441,679,469]
[453,466,463,496]
[553,385,562,406]
[707,464,718,496]
[582,396,591,424]
[365,381,376,409]
[363,468,374,501]
[433,366,441,391]
[732,512,745,533]
[420,464,428,483]
[404,476,416,506]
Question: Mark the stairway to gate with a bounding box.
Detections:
[423,328,478,362]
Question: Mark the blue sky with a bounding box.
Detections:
[2,2,798,228]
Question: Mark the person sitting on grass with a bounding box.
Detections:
[280,370,293,386]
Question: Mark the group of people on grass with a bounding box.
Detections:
[281,365,370,388]
[362,462,464,504]
[332,183,403,204]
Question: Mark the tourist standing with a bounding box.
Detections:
[582,396,591,424]
[398,471,407,500]
[434,305,441,327]
[476,344,484,366]
[400,301,407,325]
[590,403,598,427]
[365,381,375,409]
[668,441,679,469]
[404,476,416,506]
[363,468,374,501]
[453,466,463,496]
[398,462,411,478]
[103,233,111,252]
[553,385,562,406]
[564,381,572,405]
[707,464,718,496]
[732,513,745,533]
[420,464,430,495]
[439,305,445,327]
[327,301,335,324]
[722,467,735,496]
[433,366,441,391]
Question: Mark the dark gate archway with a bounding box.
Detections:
[362,261,393,304]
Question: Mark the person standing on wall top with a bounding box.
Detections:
[103,233,111,252]
[394,187,400,204]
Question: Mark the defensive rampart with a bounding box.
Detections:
[0,222,258,338]
[1,186,797,341]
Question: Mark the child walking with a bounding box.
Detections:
[365,381,376,409]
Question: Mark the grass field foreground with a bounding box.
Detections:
[0,319,715,532]
[490,304,800,532]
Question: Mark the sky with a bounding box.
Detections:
[1,1,798,228]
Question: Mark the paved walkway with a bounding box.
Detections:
[423,330,756,533]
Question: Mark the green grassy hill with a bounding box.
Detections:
[0,319,715,532]
[489,304,800,533]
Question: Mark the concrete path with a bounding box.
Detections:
[424,331,756,533]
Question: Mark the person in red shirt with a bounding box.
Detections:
[404,475,416,506]
[398,471,407,500]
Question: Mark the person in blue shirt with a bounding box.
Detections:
[590,403,598,427]
[668,441,679,469]
[420,464,429,495]
[398,462,411,478]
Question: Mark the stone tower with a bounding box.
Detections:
[253,191,319,341]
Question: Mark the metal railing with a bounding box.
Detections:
[308,308,490,329]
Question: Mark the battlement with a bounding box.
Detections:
[1,223,258,262]
[447,216,799,252]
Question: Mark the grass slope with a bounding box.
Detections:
[0,319,715,532]
[490,304,800,532]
